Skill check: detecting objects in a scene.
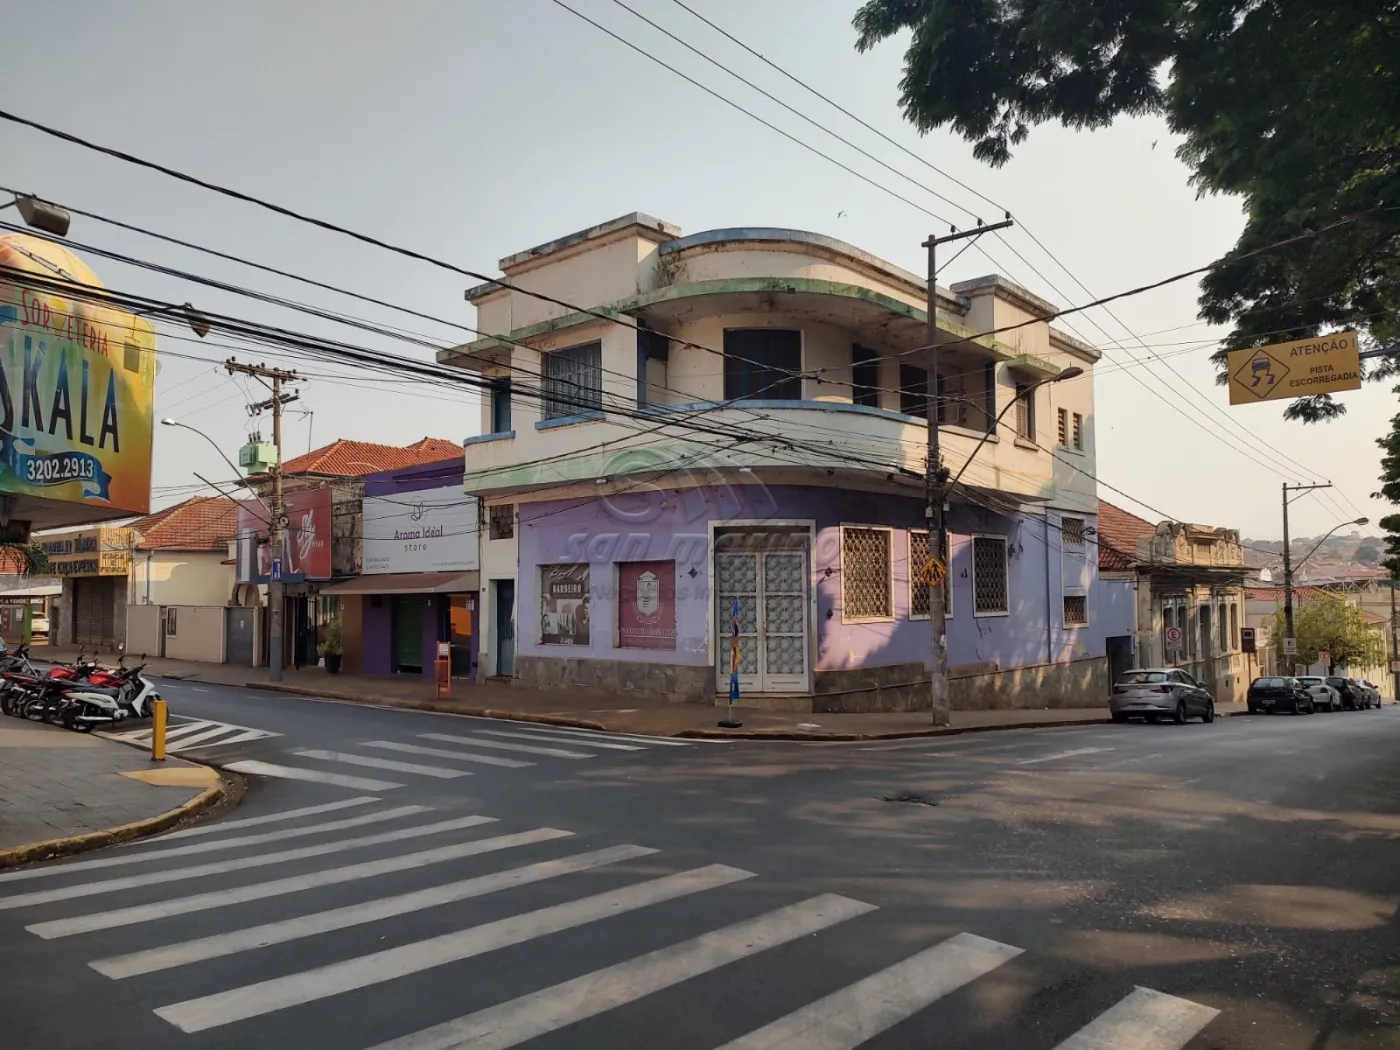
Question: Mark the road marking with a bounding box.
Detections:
[111,717,279,753]
[0,814,494,911]
[95,843,656,978]
[29,825,558,939]
[474,728,645,751]
[0,805,425,882]
[223,759,403,791]
[419,732,594,759]
[1018,747,1114,765]
[362,740,533,769]
[363,893,876,1050]
[155,863,757,1032]
[147,797,380,842]
[292,750,472,779]
[189,687,210,692]
[1052,986,1220,1050]
[716,932,1023,1049]
[159,724,254,750]
[480,723,699,747]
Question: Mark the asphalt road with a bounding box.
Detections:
[2,679,1398,1050]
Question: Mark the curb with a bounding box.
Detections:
[676,716,1116,741]
[0,777,226,871]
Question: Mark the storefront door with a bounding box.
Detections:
[493,580,515,677]
[393,595,424,673]
[714,533,810,693]
[73,577,118,649]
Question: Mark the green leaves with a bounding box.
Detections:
[1268,595,1386,670]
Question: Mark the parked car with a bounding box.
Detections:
[1296,676,1342,712]
[1247,676,1314,715]
[1326,676,1369,710]
[1111,669,1216,724]
[1360,680,1384,706]
[1344,678,1380,709]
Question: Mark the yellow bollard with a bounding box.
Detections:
[151,698,167,762]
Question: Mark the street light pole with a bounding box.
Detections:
[1281,480,1365,672]
[922,218,1015,726]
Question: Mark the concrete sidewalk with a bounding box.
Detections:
[33,644,1182,740]
[0,716,224,868]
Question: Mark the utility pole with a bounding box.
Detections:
[1390,573,1398,704]
[923,217,1013,726]
[1281,481,1331,674]
[226,359,300,682]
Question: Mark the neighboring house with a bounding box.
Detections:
[320,455,476,679]
[440,213,1106,711]
[129,495,239,607]
[1096,500,1249,703]
[233,437,461,668]
[1244,584,1391,693]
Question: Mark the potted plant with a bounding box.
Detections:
[319,617,343,674]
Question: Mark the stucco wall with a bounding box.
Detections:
[131,551,233,608]
[164,606,226,663]
[1098,576,1137,639]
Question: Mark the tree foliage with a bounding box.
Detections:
[1267,597,1386,672]
[853,0,1400,420]
[1354,539,1381,568]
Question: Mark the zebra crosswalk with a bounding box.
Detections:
[0,799,1223,1049]
[107,716,280,753]
[218,721,717,792]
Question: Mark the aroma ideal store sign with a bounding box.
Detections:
[362,485,479,574]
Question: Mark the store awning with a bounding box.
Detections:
[319,572,480,596]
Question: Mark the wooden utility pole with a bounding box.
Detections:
[226,359,299,682]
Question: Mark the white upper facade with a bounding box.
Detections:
[439,213,1100,513]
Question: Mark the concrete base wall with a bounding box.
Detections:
[515,654,712,704]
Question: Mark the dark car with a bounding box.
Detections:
[1326,676,1370,710]
[1247,676,1314,715]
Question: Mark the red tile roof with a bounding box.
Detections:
[130,496,240,551]
[1096,500,1157,570]
[1243,586,1341,603]
[280,438,461,478]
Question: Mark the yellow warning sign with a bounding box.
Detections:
[1227,331,1362,405]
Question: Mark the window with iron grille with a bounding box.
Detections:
[488,504,515,541]
[1072,412,1084,450]
[1061,516,1085,548]
[842,526,892,620]
[1014,382,1035,440]
[909,530,951,618]
[972,535,1009,615]
[852,345,880,407]
[1063,594,1087,626]
[1057,407,1068,446]
[723,329,802,401]
[543,342,602,419]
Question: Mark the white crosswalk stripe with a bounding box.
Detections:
[108,717,279,752]
[292,749,473,779]
[7,805,1224,1050]
[156,863,755,1032]
[223,759,404,791]
[1052,987,1220,1050]
[146,797,380,842]
[361,740,533,769]
[0,814,493,910]
[419,732,594,759]
[492,723,704,747]
[473,728,645,751]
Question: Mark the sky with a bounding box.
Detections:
[1,0,1386,539]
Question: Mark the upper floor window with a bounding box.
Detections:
[1061,516,1085,548]
[488,504,515,540]
[852,345,880,408]
[1072,412,1084,451]
[543,342,602,419]
[899,364,929,420]
[1014,382,1035,441]
[1057,407,1068,446]
[637,328,669,407]
[489,377,512,434]
[723,329,801,401]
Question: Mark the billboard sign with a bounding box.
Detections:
[37,526,132,576]
[362,485,478,574]
[1227,331,1362,405]
[0,235,156,516]
[539,563,589,646]
[617,560,676,650]
[235,488,332,583]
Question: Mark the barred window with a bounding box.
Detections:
[910,530,951,618]
[972,535,1009,615]
[489,504,515,540]
[1063,594,1087,626]
[1057,407,1068,446]
[842,526,892,620]
[1061,516,1085,548]
[543,342,602,419]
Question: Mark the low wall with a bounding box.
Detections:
[164,606,226,663]
[126,604,161,657]
[515,654,712,704]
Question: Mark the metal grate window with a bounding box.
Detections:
[909,530,951,618]
[543,342,603,419]
[842,526,892,619]
[1061,516,1085,548]
[972,535,1009,615]
[489,504,515,540]
[1057,407,1068,446]
[1063,594,1087,626]
[1072,412,1084,450]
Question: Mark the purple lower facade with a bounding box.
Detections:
[511,483,1107,711]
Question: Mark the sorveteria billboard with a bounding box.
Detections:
[0,234,156,517]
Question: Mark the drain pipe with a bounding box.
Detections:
[1045,515,1054,664]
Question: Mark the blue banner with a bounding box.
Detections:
[0,431,112,501]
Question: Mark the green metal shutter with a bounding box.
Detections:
[393,596,423,672]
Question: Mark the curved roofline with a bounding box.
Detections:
[659,227,956,304]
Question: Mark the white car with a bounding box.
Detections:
[1296,676,1341,712]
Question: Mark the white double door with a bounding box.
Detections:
[715,537,810,693]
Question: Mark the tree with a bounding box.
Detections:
[1267,597,1385,673]
[852,0,1400,421]
[1355,539,1382,568]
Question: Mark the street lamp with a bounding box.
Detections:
[1,194,71,237]
[160,418,271,515]
[1282,514,1369,672]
